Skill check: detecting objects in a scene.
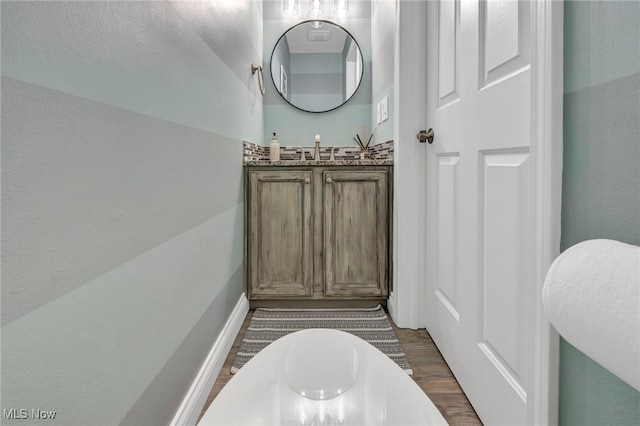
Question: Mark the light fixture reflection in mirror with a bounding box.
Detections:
[283,0,299,16]
[334,0,348,16]
[309,0,324,18]
[270,20,364,113]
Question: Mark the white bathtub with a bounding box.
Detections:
[199,329,448,426]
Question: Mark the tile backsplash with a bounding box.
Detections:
[243,140,394,162]
[243,142,268,162]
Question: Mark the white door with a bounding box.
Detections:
[425,0,538,424]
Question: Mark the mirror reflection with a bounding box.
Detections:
[270,20,364,113]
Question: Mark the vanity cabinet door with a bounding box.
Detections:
[323,170,389,297]
[248,170,313,298]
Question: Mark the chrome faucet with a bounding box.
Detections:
[293,146,305,160]
[330,146,339,161]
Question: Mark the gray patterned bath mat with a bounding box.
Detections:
[231,305,413,375]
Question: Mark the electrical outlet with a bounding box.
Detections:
[381,95,389,122]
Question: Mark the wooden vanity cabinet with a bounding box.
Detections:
[323,170,389,297]
[245,166,392,301]
[247,170,314,297]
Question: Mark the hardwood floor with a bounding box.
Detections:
[389,321,483,425]
[199,310,482,425]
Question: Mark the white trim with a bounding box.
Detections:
[527,1,563,425]
[170,294,250,426]
[387,290,397,323]
[391,0,428,330]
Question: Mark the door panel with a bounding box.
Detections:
[479,149,531,396]
[436,153,460,321]
[426,1,534,424]
[438,0,460,106]
[324,170,388,297]
[248,170,313,297]
[479,0,530,88]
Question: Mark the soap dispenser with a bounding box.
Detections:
[270,132,280,161]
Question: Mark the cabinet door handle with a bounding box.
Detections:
[326,177,333,183]
[304,177,310,184]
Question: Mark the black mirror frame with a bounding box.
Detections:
[270,19,365,114]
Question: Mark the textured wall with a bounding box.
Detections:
[262,0,372,147]
[1,1,262,424]
[560,1,640,424]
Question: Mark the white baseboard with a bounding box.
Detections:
[170,293,250,426]
[387,291,397,325]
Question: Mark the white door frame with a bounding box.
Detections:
[387,0,428,329]
[389,1,563,424]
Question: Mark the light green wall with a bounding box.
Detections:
[371,0,395,144]
[1,1,262,424]
[560,1,640,424]
[290,53,344,111]
[262,0,372,146]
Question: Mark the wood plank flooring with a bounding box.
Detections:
[389,321,483,425]
[199,310,482,425]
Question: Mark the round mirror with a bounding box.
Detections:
[270,20,364,113]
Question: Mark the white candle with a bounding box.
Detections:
[315,134,321,143]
